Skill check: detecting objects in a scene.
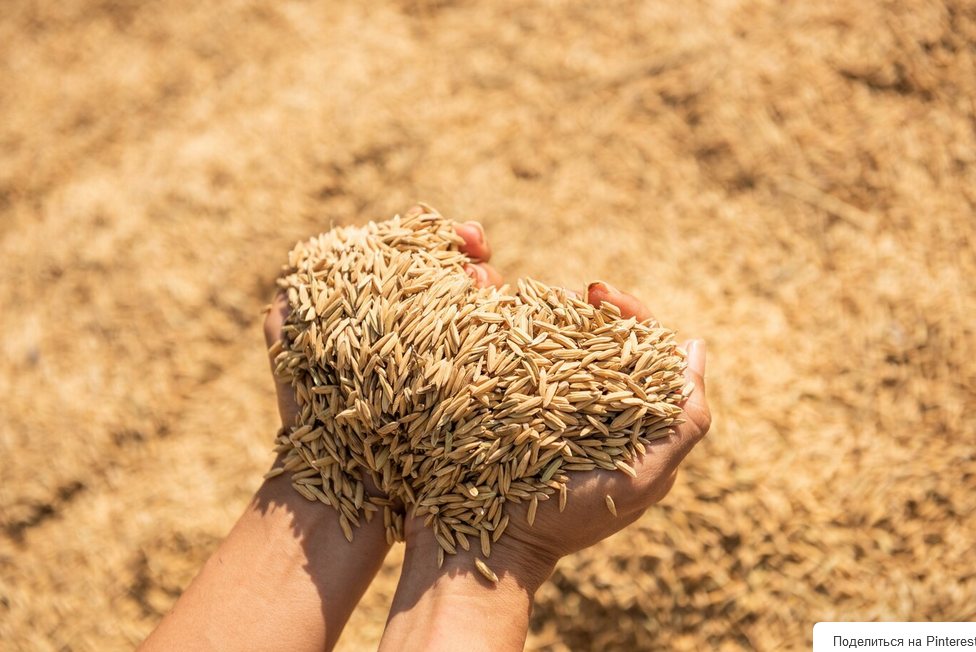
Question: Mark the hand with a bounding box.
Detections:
[379,281,710,652]
[140,207,500,652]
[263,207,502,428]
[496,280,710,562]
[260,205,502,502]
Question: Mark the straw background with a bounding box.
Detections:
[1,0,974,649]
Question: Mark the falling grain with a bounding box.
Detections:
[527,495,539,526]
[475,558,499,584]
[339,514,354,542]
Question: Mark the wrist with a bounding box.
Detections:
[142,469,391,652]
[253,468,391,562]
[250,471,391,650]
[407,533,557,594]
[379,535,556,652]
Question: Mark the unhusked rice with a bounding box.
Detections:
[271,205,688,559]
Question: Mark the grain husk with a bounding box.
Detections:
[272,207,688,562]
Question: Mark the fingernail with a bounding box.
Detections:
[405,205,424,217]
[465,221,486,244]
[588,280,618,294]
[465,264,486,283]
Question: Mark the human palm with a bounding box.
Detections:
[264,208,710,575]
[402,278,711,577]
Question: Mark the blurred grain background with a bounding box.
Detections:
[1,0,975,650]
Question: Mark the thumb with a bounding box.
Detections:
[586,281,655,322]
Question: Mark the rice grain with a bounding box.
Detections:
[475,558,499,584]
[272,206,689,567]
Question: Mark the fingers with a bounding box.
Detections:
[653,338,710,464]
[681,339,711,436]
[263,290,301,427]
[586,281,655,322]
[403,203,492,263]
[627,339,709,504]
[465,263,504,288]
[263,290,291,349]
[454,221,491,262]
[403,205,497,287]
[404,204,491,262]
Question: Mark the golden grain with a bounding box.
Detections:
[274,207,687,564]
[527,495,539,526]
[475,558,499,583]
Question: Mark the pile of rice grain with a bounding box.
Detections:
[268,205,689,568]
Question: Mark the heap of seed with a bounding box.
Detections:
[267,205,689,570]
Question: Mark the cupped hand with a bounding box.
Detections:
[402,280,711,586]
[262,205,503,429]
[261,206,502,503]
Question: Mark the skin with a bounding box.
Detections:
[139,209,496,652]
[139,207,710,652]
[378,281,711,652]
